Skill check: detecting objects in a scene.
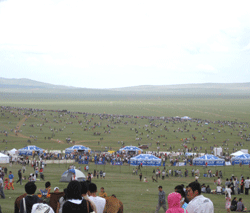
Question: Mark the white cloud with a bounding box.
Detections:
[0,0,250,88]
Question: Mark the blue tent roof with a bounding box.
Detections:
[231,154,250,165]
[194,154,222,160]
[193,154,225,166]
[119,146,143,152]
[18,146,44,155]
[65,145,91,154]
[130,154,161,166]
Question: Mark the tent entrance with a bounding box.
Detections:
[128,151,136,155]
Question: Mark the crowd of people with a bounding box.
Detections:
[12,180,123,213]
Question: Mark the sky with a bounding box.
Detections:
[0,0,250,89]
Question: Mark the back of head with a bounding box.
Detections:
[80,181,88,195]
[45,181,51,189]
[174,185,185,198]
[88,183,97,193]
[25,182,37,194]
[188,181,201,195]
[67,181,82,200]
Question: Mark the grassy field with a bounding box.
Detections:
[1,163,250,212]
[1,95,250,212]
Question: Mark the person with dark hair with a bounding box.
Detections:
[186,181,214,213]
[80,182,96,213]
[175,185,188,209]
[88,183,106,213]
[244,177,250,195]
[62,181,93,213]
[19,182,41,213]
[230,197,237,211]
[99,187,107,198]
[16,169,22,185]
[155,186,167,213]
[206,185,211,194]
[236,198,244,212]
[39,181,51,204]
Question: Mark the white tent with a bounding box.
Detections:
[60,169,86,182]
[8,148,18,155]
[0,153,10,164]
[230,151,245,156]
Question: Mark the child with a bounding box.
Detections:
[4,178,9,190]
[8,171,14,190]
[225,193,231,213]
[144,177,148,182]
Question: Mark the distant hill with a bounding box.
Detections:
[0,77,250,96]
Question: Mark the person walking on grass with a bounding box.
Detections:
[155,186,167,213]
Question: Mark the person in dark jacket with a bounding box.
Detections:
[16,169,22,185]
[62,181,93,213]
[230,197,237,211]
[19,182,41,213]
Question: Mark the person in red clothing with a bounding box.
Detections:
[4,178,9,190]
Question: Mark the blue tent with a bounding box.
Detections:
[119,146,143,154]
[232,154,250,165]
[65,145,91,154]
[18,145,44,156]
[193,154,225,166]
[130,154,161,166]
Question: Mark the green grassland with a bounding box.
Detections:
[0,91,250,212]
[1,163,250,212]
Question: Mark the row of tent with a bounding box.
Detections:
[17,145,91,156]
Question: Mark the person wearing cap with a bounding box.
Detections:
[155,186,167,213]
[54,187,59,193]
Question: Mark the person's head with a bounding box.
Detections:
[226,178,228,181]
[187,182,201,201]
[45,181,51,189]
[233,197,237,201]
[174,185,185,199]
[54,187,59,193]
[89,183,97,194]
[158,186,163,192]
[100,187,105,193]
[25,182,37,194]
[80,181,88,195]
[9,171,12,174]
[66,181,82,200]
[111,194,116,198]
[239,198,242,202]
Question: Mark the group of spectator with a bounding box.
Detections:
[14,180,123,213]
[156,181,214,213]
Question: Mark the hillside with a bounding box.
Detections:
[0,77,250,96]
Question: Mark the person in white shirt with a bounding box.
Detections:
[225,185,232,198]
[88,183,106,213]
[244,177,250,195]
[216,184,222,194]
[186,181,214,213]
